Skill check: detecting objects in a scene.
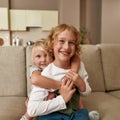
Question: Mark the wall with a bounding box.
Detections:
[80,0,120,44]
[0,0,8,7]
[10,0,58,10]
[59,0,80,30]
[80,0,101,44]
[101,0,120,43]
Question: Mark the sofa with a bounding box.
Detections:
[0,44,120,120]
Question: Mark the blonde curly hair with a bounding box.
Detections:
[45,24,81,57]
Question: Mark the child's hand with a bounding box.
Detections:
[25,97,29,107]
[65,70,86,92]
[71,54,80,73]
[59,77,76,103]
[65,70,80,85]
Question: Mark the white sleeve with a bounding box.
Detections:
[30,65,42,77]
[27,95,66,117]
[79,62,92,96]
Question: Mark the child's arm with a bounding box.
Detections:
[70,55,85,109]
[71,54,80,73]
[30,70,61,90]
[67,54,86,92]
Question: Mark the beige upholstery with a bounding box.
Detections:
[81,45,105,92]
[100,44,120,91]
[0,46,26,119]
[0,46,26,96]
[82,92,120,120]
[26,46,32,95]
[0,44,120,120]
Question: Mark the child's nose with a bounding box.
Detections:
[41,57,46,61]
[63,42,69,49]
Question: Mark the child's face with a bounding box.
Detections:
[32,46,53,69]
[53,29,76,63]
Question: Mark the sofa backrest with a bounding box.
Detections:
[0,46,26,96]
[26,45,106,93]
[100,44,120,91]
[81,45,105,92]
[26,46,32,95]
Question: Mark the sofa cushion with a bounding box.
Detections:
[82,92,120,120]
[26,45,105,93]
[108,91,120,99]
[26,46,32,95]
[100,44,120,91]
[0,46,26,96]
[0,96,26,120]
[81,45,105,92]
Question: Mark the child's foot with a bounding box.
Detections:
[89,111,100,120]
[20,115,28,120]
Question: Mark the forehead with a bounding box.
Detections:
[32,46,46,53]
[58,30,76,40]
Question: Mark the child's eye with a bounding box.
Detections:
[58,39,64,43]
[36,55,41,58]
[44,54,47,57]
[69,41,76,46]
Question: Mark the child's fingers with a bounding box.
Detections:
[69,71,75,76]
[65,73,74,80]
[65,70,74,77]
[62,77,68,85]
[64,79,72,87]
[68,80,74,88]
[71,87,76,94]
[62,78,74,89]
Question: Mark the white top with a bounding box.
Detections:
[42,62,91,96]
[27,62,91,117]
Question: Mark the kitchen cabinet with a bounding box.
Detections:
[0,7,9,30]
[10,10,26,31]
[41,10,58,31]
[10,9,58,31]
[26,10,42,27]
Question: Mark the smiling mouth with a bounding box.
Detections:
[41,64,47,66]
[60,51,70,56]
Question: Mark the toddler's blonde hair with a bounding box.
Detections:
[31,39,47,60]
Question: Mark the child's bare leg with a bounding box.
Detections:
[25,98,29,107]
[79,100,84,109]
[47,92,56,100]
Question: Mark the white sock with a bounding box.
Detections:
[20,115,28,120]
[89,110,100,120]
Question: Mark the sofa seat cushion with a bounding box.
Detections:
[108,90,120,99]
[81,92,120,120]
[0,97,26,120]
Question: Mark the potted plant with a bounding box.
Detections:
[80,27,90,44]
